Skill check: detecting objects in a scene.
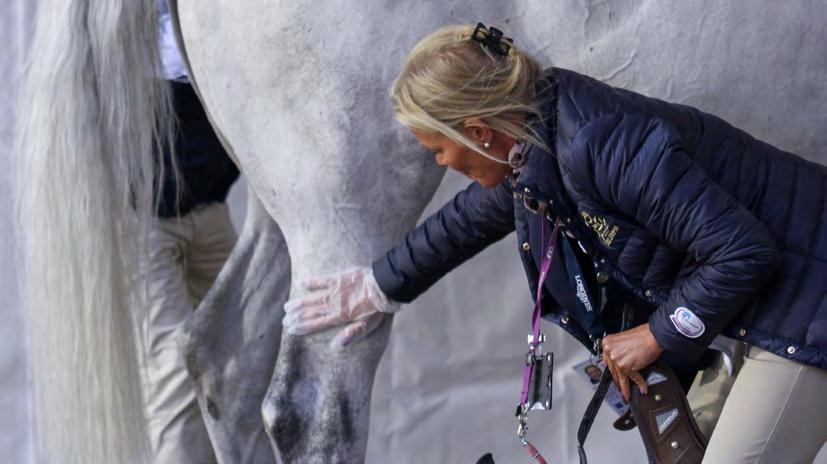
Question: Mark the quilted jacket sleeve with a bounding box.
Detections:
[564,112,780,360]
[372,180,515,303]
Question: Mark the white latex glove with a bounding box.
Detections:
[282,266,400,348]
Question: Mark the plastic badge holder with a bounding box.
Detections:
[526,352,553,411]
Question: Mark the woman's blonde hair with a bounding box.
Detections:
[391,24,549,157]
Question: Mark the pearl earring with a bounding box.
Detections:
[483,142,491,149]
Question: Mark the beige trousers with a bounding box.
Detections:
[687,342,827,464]
[136,203,237,464]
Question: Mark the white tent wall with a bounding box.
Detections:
[2,1,827,463]
[0,1,35,463]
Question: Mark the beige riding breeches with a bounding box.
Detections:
[687,343,827,464]
[136,202,236,464]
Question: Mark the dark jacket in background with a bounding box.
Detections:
[372,68,827,370]
[155,81,239,218]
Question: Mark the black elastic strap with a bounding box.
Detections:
[577,368,613,463]
[576,304,634,464]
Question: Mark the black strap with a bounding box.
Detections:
[576,304,635,464]
[577,368,613,463]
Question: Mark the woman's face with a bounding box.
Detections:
[412,129,512,188]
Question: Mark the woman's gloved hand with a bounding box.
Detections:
[281,266,400,348]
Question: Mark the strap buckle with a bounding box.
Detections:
[592,337,602,357]
[527,333,547,346]
[515,405,529,445]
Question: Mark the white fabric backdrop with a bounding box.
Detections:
[0,1,35,463]
[3,1,827,463]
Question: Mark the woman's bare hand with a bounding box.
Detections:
[601,323,664,401]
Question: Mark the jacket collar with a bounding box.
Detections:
[514,70,578,222]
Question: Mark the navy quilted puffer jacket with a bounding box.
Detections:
[373,68,827,370]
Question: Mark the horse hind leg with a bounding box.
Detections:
[179,189,290,464]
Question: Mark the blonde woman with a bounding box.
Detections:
[282,24,827,463]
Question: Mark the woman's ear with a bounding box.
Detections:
[462,117,492,145]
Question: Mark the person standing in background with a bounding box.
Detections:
[136,2,240,462]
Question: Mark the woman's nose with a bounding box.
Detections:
[434,152,447,166]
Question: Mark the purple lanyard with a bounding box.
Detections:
[520,206,560,405]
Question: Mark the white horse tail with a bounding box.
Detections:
[14,0,171,462]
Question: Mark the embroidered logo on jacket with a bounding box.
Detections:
[669,307,705,339]
[580,211,619,247]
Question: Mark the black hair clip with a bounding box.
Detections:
[471,22,512,56]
